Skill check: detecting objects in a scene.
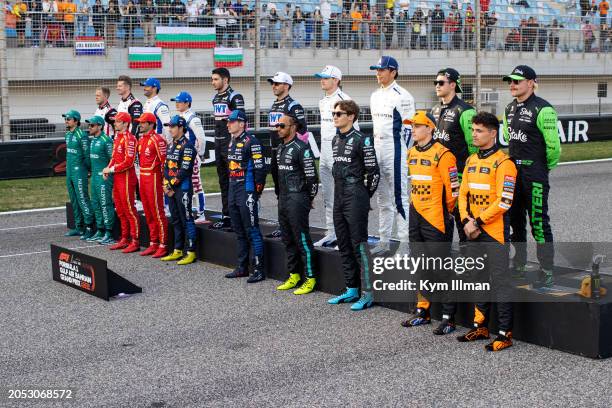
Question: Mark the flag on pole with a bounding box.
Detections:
[155,27,216,48]
[128,47,162,69]
[213,47,243,68]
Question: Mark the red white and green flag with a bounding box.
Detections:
[214,47,243,68]
[128,47,162,69]
[155,26,215,48]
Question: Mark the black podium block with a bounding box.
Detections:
[65,203,612,358]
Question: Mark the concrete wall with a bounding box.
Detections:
[7,48,612,123]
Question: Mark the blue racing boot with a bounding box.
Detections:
[328,287,359,304]
[351,291,374,311]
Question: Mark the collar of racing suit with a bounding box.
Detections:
[121,93,134,102]
[515,92,536,106]
[379,80,398,91]
[440,94,459,109]
[415,138,435,152]
[338,127,357,138]
[324,88,341,99]
[477,144,500,159]
[217,86,232,96]
[98,101,110,109]
[232,131,247,141]
[141,129,156,139]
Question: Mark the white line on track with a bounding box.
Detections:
[0,206,65,216]
[0,222,66,232]
[0,244,101,259]
[558,157,612,166]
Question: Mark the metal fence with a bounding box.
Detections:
[2,1,612,141]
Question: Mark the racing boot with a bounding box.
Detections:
[99,231,116,245]
[351,291,374,311]
[401,307,431,327]
[122,240,140,254]
[457,325,491,342]
[161,249,183,261]
[140,243,159,256]
[433,317,456,335]
[314,233,337,248]
[80,226,95,240]
[177,251,197,265]
[533,268,554,289]
[225,267,249,278]
[210,216,232,230]
[370,241,390,257]
[86,230,104,242]
[247,267,265,283]
[276,273,301,290]
[151,245,168,258]
[511,264,528,279]
[265,229,283,238]
[294,277,316,295]
[109,238,129,250]
[485,331,513,352]
[195,213,210,225]
[328,287,359,304]
[64,228,84,237]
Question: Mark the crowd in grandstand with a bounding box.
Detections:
[5,0,612,52]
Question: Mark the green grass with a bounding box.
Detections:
[2,141,612,212]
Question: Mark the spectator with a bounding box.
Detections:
[268,6,280,48]
[549,19,560,52]
[314,7,324,48]
[226,4,239,47]
[141,0,156,46]
[245,8,255,47]
[383,8,394,48]
[329,12,339,48]
[580,0,591,18]
[370,9,380,49]
[484,12,497,49]
[214,2,228,46]
[600,22,609,50]
[30,0,43,47]
[78,0,92,37]
[233,0,245,15]
[123,0,138,46]
[444,11,457,49]
[480,0,490,13]
[107,0,120,47]
[396,10,408,48]
[157,0,171,26]
[350,3,362,49]
[360,3,371,49]
[186,0,199,28]
[340,8,351,48]
[12,0,27,47]
[91,0,105,38]
[431,4,445,50]
[582,19,596,51]
[198,3,214,28]
[280,3,292,48]
[537,19,547,51]
[172,0,187,27]
[523,16,538,51]
[410,7,423,49]
[465,5,475,49]
[454,11,463,49]
[293,6,305,48]
[600,0,609,26]
[590,0,599,19]
[61,0,78,44]
[505,27,520,51]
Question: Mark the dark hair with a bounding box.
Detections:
[97,86,110,98]
[212,67,231,81]
[283,114,297,126]
[471,111,499,131]
[334,100,360,122]
[117,75,132,88]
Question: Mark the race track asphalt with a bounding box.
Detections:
[1,161,611,407]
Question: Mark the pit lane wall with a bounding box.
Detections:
[1,114,610,180]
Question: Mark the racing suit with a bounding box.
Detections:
[95,101,116,138]
[164,135,197,252]
[138,129,168,247]
[332,127,380,290]
[318,88,353,235]
[212,86,245,221]
[143,95,172,144]
[459,145,517,333]
[180,109,207,216]
[115,93,143,136]
[66,126,94,230]
[503,93,560,271]
[407,139,459,319]
[370,81,415,243]
[268,95,308,196]
[277,137,319,279]
[228,131,267,274]
[90,132,115,232]
[431,95,477,243]
[108,130,139,243]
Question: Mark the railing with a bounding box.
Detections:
[6,11,612,54]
